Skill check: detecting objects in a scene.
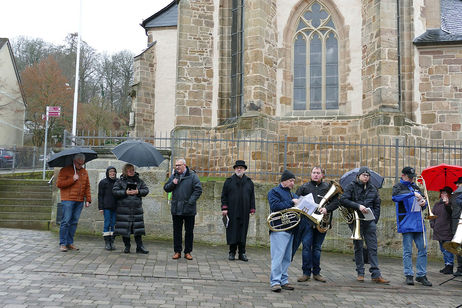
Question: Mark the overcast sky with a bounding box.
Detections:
[0,0,173,55]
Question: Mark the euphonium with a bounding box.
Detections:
[416,175,437,220]
[443,211,462,256]
[267,208,303,232]
[316,181,344,233]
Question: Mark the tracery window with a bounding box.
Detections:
[230,0,244,118]
[293,1,339,110]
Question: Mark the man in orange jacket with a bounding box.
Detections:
[56,153,92,252]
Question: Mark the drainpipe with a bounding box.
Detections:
[396,0,402,111]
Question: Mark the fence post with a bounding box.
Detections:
[284,135,288,171]
[170,131,175,173]
[395,138,400,183]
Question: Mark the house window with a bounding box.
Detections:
[293,1,339,111]
[230,0,244,118]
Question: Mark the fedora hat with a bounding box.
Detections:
[233,160,247,169]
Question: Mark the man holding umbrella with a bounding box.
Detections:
[56,153,91,252]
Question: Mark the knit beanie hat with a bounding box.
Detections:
[357,166,371,177]
[280,170,295,182]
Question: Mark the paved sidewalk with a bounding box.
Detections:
[0,228,461,307]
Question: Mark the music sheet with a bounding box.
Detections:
[362,208,375,221]
[296,193,319,216]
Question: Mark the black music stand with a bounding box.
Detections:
[439,274,462,286]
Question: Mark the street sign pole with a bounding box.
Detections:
[42,107,49,180]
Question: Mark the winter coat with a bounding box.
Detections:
[163,166,202,216]
[392,179,427,233]
[340,178,381,224]
[430,199,453,241]
[98,166,117,211]
[450,186,462,235]
[267,184,298,234]
[56,164,91,202]
[112,172,149,236]
[296,180,340,228]
[221,174,256,245]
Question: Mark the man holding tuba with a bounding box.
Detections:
[392,166,432,286]
[292,166,340,283]
[267,170,299,292]
[449,177,462,276]
[340,167,389,284]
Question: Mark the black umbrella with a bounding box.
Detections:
[111,140,165,167]
[339,167,384,189]
[47,147,98,167]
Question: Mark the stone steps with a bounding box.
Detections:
[0,179,52,230]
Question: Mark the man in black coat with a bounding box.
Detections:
[340,166,389,284]
[293,166,339,283]
[450,177,462,276]
[98,166,117,250]
[164,158,203,260]
[221,160,255,261]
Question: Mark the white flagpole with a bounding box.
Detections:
[71,0,83,145]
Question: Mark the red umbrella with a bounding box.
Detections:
[420,163,462,192]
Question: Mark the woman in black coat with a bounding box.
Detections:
[98,166,117,250]
[113,163,149,254]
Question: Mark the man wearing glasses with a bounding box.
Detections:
[164,158,202,260]
[56,153,91,252]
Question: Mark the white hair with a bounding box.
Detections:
[73,153,85,162]
[176,158,186,165]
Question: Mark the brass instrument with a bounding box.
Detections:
[416,175,437,220]
[267,208,303,232]
[350,211,363,240]
[316,181,344,233]
[443,211,462,256]
[338,205,363,240]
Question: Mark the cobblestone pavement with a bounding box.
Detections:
[0,228,461,307]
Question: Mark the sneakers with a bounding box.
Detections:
[440,264,453,275]
[372,276,390,284]
[297,275,310,282]
[67,244,79,251]
[60,245,67,252]
[357,275,364,282]
[313,274,326,283]
[281,283,294,290]
[172,252,181,259]
[453,270,462,277]
[271,284,281,292]
[405,275,414,285]
[184,253,193,260]
[415,276,432,287]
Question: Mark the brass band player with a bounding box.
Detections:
[392,167,432,286]
[340,167,389,284]
[292,166,340,283]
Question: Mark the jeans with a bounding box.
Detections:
[439,241,454,265]
[402,232,427,277]
[352,221,380,278]
[103,209,116,234]
[172,215,195,253]
[292,218,326,276]
[270,231,293,287]
[59,200,84,246]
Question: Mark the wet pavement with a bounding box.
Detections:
[0,228,461,307]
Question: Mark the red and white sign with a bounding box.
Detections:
[47,106,61,117]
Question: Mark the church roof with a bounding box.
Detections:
[414,0,462,46]
[141,0,178,29]
[441,0,462,34]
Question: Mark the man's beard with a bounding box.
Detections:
[235,171,244,177]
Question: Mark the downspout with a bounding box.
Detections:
[396,0,402,111]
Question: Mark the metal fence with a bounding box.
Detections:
[62,130,462,187]
[0,145,48,172]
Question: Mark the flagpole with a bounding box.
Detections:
[71,0,83,145]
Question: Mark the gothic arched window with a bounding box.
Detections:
[293,1,339,110]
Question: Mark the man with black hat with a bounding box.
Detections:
[450,176,462,276]
[392,166,432,286]
[267,170,299,292]
[221,160,255,261]
[340,166,389,284]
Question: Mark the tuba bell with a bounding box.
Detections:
[443,211,462,256]
[316,181,343,233]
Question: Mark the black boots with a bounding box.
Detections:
[122,236,131,253]
[135,235,149,254]
[104,235,111,251]
[440,264,453,275]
